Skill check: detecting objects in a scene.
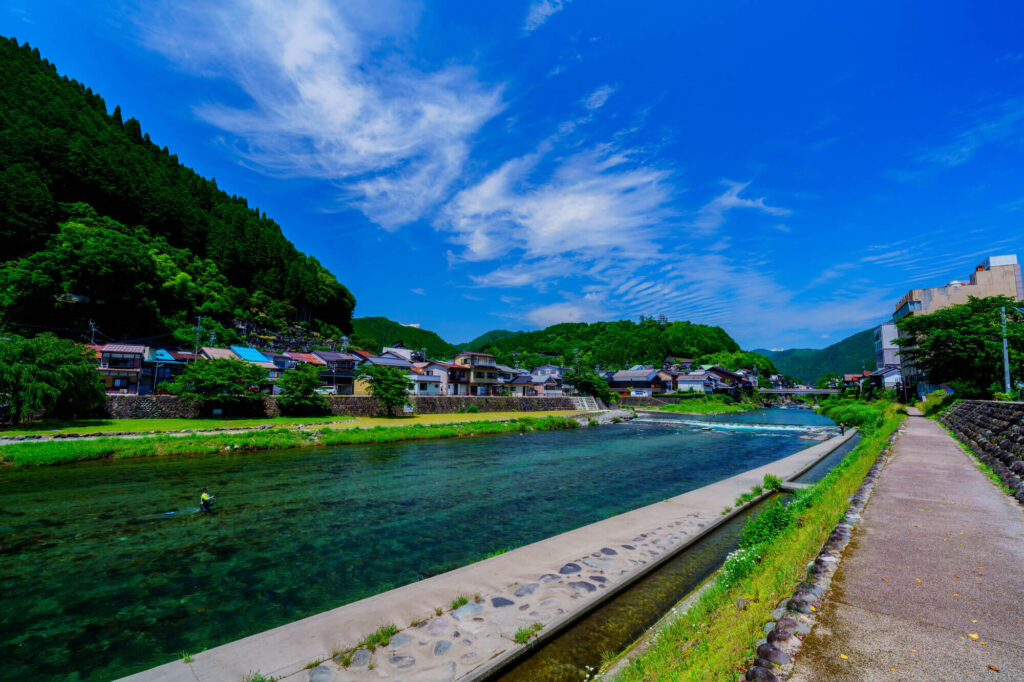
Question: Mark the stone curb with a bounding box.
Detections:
[742,426,902,681]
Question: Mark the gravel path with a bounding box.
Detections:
[789,410,1024,680]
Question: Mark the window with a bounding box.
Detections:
[420,383,427,391]
[112,378,128,388]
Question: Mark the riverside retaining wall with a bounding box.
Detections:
[940,400,1024,505]
[102,394,583,419]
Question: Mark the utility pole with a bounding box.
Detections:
[88,319,97,344]
[193,316,203,361]
[1002,306,1011,394]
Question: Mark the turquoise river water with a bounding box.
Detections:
[0,407,834,680]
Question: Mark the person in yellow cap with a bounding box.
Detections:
[199,487,215,512]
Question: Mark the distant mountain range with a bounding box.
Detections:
[753,328,876,384]
[350,317,458,359]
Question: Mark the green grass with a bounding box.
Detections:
[486,546,515,558]
[243,673,274,682]
[514,622,544,644]
[915,389,955,417]
[451,595,469,610]
[0,415,355,436]
[658,397,758,415]
[0,416,581,466]
[357,624,398,652]
[611,401,904,681]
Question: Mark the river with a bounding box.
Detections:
[0,407,834,680]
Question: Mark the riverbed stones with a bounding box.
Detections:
[558,562,582,574]
[581,557,614,569]
[514,582,539,597]
[308,664,336,682]
[490,597,514,608]
[756,642,791,665]
[426,617,448,636]
[539,573,560,582]
[388,655,415,670]
[349,649,371,669]
[389,633,413,649]
[746,666,779,681]
[600,547,618,555]
[451,602,483,620]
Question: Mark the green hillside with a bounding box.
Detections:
[459,329,525,350]
[472,319,740,368]
[0,37,355,340]
[753,328,875,383]
[351,317,458,359]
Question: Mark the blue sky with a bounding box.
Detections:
[4,0,1024,348]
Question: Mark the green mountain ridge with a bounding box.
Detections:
[458,329,526,351]
[350,317,458,359]
[0,37,355,341]
[752,328,876,384]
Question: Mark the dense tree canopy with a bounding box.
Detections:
[696,350,778,377]
[276,362,329,415]
[0,37,355,337]
[896,296,1024,398]
[0,334,105,424]
[350,317,457,358]
[358,364,411,416]
[474,319,740,369]
[167,358,268,404]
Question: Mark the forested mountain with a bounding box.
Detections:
[458,329,525,350]
[350,317,458,359]
[471,319,740,368]
[0,37,355,341]
[753,328,875,384]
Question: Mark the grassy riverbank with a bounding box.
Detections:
[0,415,357,436]
[657,395,759,416]
[609,399,904,680]
[0,415,582,466]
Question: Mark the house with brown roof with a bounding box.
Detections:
[312,351,360,395]
[96,344,146,394]
[453,351,500,396]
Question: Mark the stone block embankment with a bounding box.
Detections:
[100,394,585,419]
[940,400,1024,505]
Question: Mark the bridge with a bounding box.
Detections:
[758,388,838,395]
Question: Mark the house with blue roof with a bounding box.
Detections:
[140,348,187,394]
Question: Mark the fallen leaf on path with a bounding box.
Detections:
[968,633,979,641]
[915,578,922,583]
[910,649,918,653]
[971,619,978,623]
[839,654,849,660]
[980,642,988,646]
[989,665,1000,672]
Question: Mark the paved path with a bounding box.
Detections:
[121,431,858,682]
[790,411,1024,680]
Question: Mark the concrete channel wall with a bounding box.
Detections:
[121,429,859,682]
[940,400,1024,505]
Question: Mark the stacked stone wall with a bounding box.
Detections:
[101,395,581,419]
[940,400,1024,505]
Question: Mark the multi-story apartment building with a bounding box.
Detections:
[873,322,900,368]
[453,351,500,395]
[891,255,1023,394]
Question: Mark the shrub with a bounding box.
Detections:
[763,473,783,492]
[915,390,955,416]
[719,546,760,588]
[738,499,794,548]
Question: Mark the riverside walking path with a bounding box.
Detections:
[121,430,856,682]
[790,409,1024,681]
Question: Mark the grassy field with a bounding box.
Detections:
[0,415,583,466]
[0,410,585,437]
[609,400,904,681]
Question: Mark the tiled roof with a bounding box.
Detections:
[676,374,710,381]
[285,352,326,365]
[230,346,272,363]
[169,351,196,362]
[409,373,441,382]
[612,369,660,381]
[364,355,413,367]
[313,351,360,363]
[200,346,236,360]
[102,343,146,354]
[455,351,495,358]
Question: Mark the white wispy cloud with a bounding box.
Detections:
[136,0,502,229]
[523,0,567,33]
[411,287,426,295]
[691,180,790,233]
[583,85,615,110]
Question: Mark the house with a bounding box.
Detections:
[533,364,567,377]
[700,365,745,391]
[140,348,187,394]
[674,372,715,393]
[284,352,326,367]
[199,346,236,361]
[312,351,359,395]
[262,351,298,372]
[868,366,902,390]
[495,364,522,383]
[408,367,442,395]
[842,371,872,388]
[608,369,672,397]
[352,353,414,394]
[96,343,146,394]
[436,361,473,395]
[230,346,282,385]
[453,351,500,396]
[735,368,759,388]
[506,374,563,396]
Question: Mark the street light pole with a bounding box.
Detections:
[1002,306,1011,394]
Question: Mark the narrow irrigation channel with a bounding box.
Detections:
[490,432,860,681]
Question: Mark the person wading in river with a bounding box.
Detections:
[199,487,215,512]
